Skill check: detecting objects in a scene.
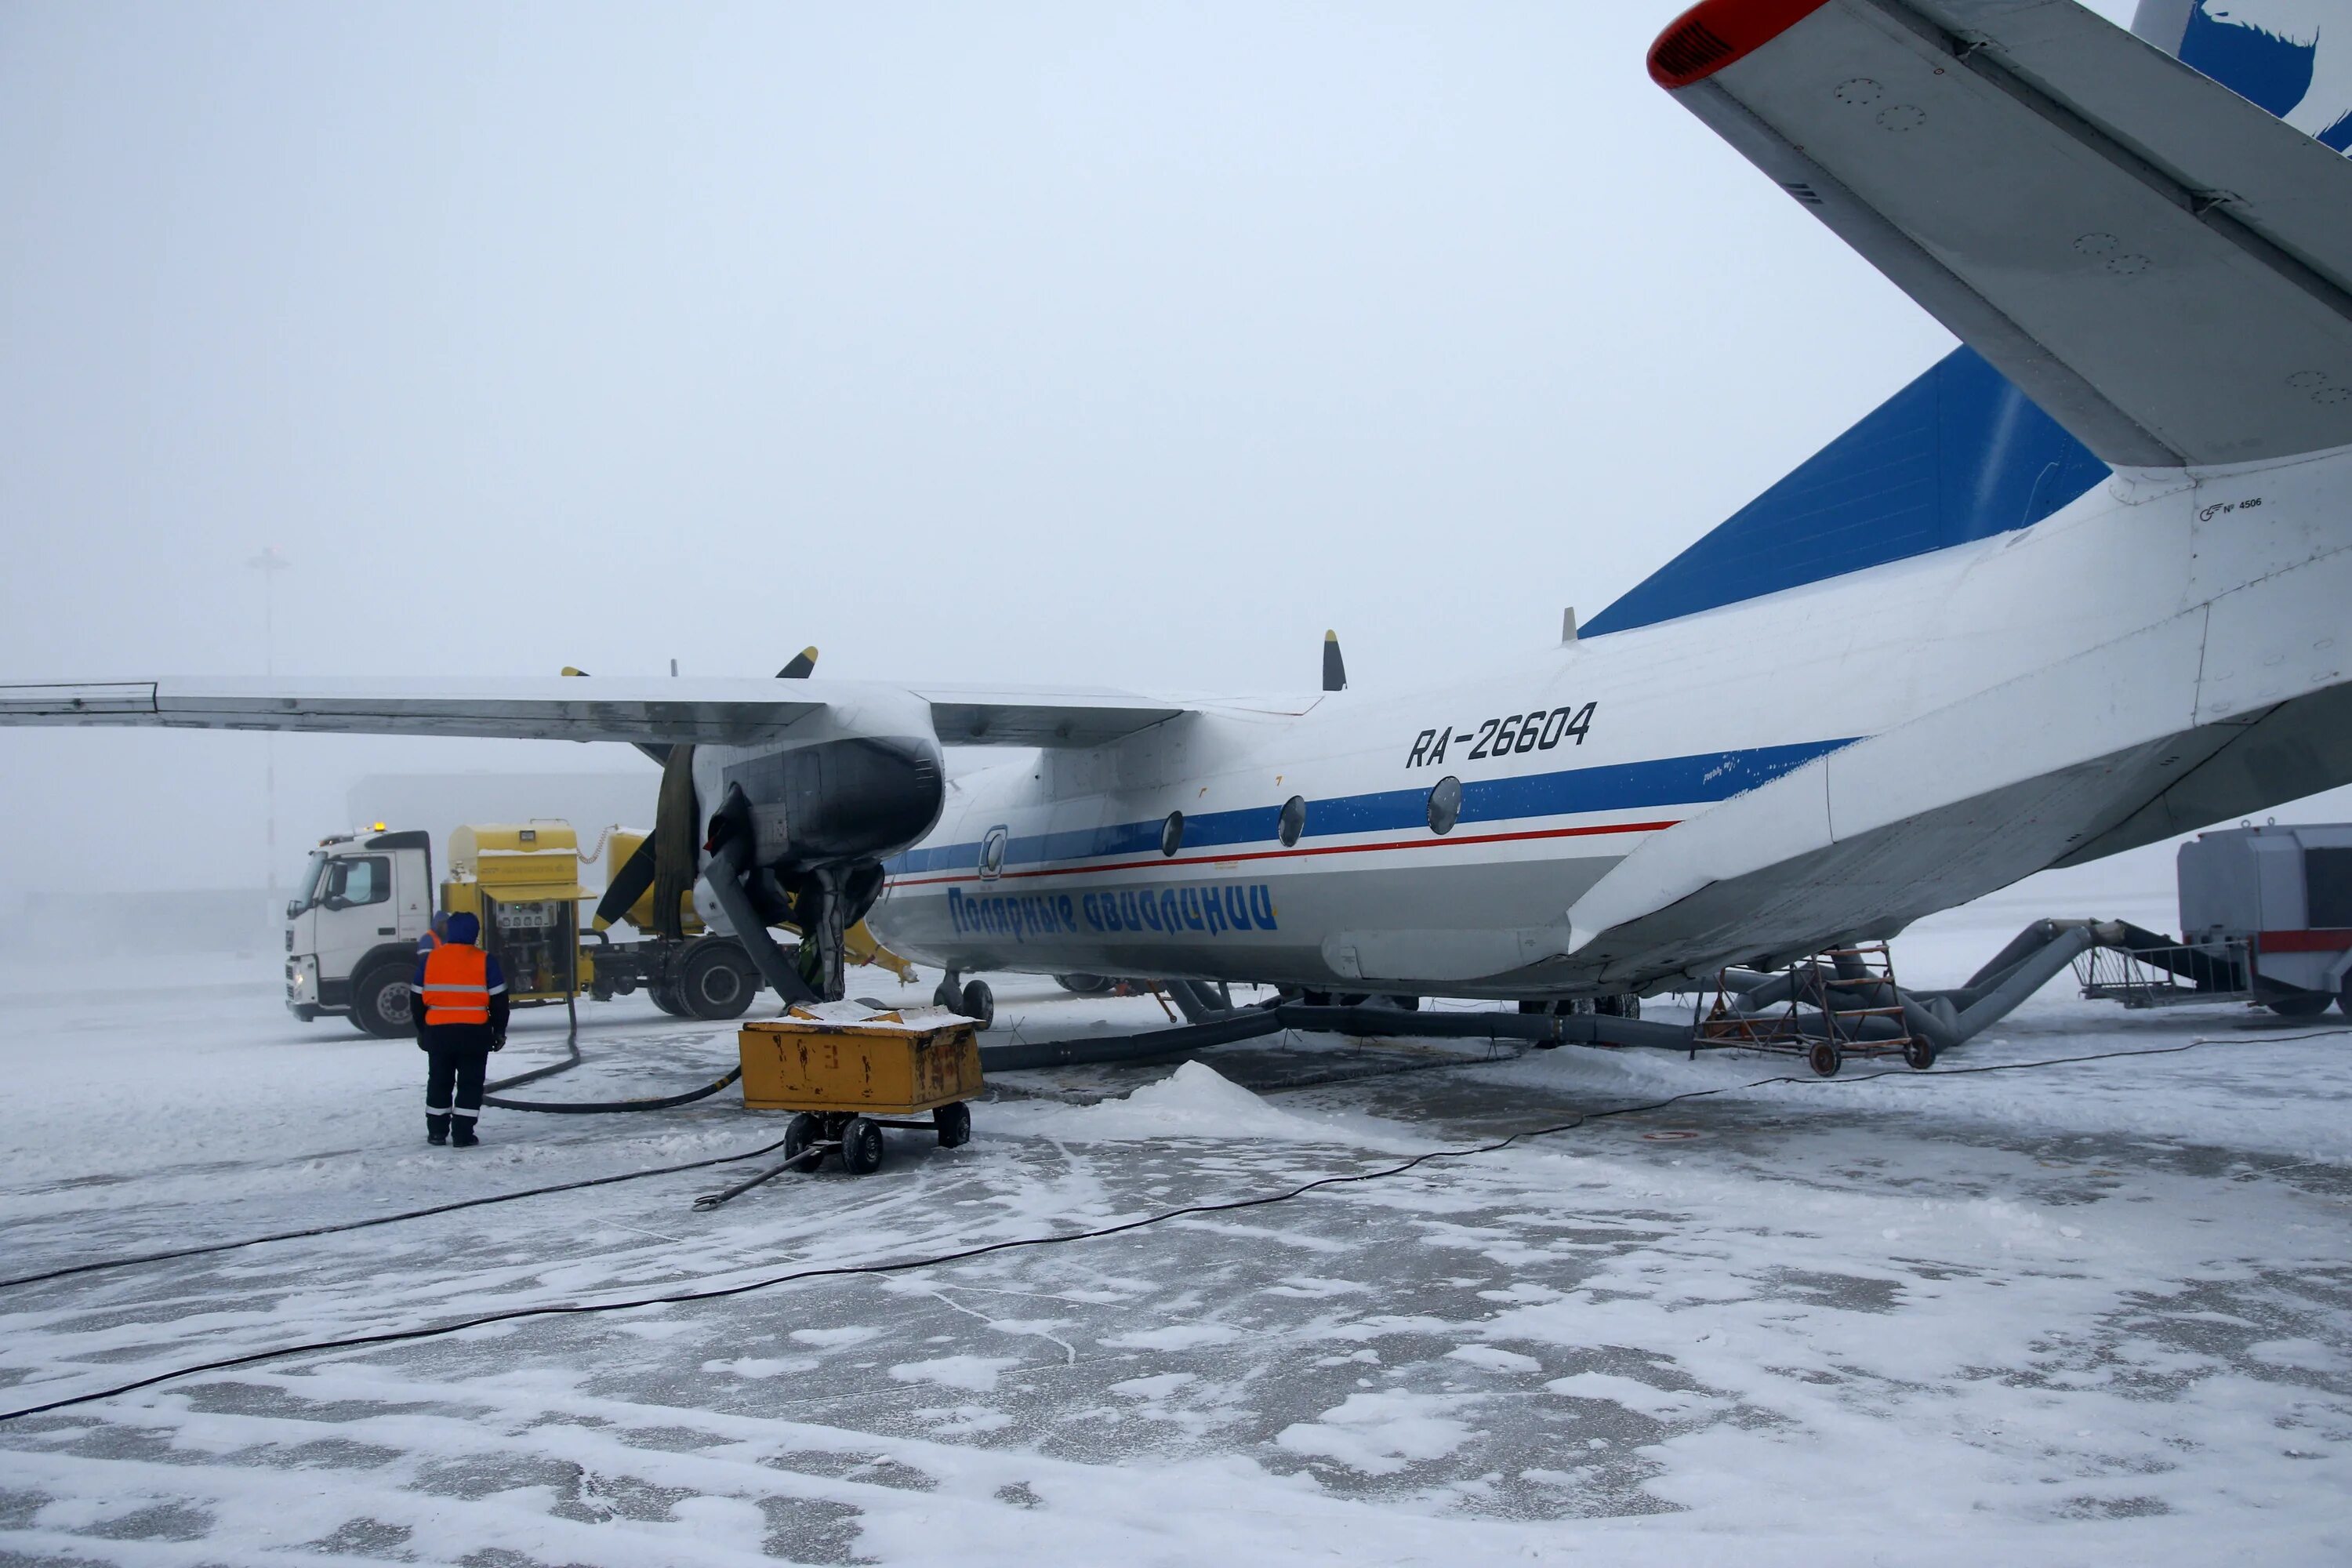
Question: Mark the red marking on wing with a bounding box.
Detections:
[1649,0,1834,90]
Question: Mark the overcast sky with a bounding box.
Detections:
[0,0,2198,896]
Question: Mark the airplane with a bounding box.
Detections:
[8,0,2352,1030]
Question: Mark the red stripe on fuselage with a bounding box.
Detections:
[884,818,1680,890]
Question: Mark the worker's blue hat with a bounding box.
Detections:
[445,911,481,945]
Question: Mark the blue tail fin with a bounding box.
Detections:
[1581,348,2108,637]
[1584,0,2350,640]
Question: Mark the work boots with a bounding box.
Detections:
[426,1113,449,1146]
[451,1116,479,1149]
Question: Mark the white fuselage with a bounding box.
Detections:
[865,447,2352,997]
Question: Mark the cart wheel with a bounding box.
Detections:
[782,1112,822,1169]
[842,1116,886,1174]
[960,980,995,1032]
[935,1102,972,1149]
[1902,1038,1936,1071]
[1807,1040,1843,1077]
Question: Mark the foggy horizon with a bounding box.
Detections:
[2,0,2263,903]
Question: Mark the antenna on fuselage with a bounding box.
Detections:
[1322,630,1347,692]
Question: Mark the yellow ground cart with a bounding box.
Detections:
[739,1004,983,1174]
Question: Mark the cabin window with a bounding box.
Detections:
[1426,776,1461,837]
[978,826,1008,880]
[1160,811,1185,858]
[1278,795,1307,848]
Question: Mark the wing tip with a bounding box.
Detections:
[1648,0,1834,90]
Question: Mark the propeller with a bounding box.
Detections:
[1322,630,1348,693]
[574,647,927,1011]
[584,650,822,937]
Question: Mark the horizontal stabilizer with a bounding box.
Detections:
[1655,0,2352,466]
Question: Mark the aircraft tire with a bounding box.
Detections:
[960,980,995,1032]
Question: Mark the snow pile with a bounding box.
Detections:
[989,1060,1347,1144]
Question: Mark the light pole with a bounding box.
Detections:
[247,546,292,898]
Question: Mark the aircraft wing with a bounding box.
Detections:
[1653,0,2352,466]
[0,677,1187,748]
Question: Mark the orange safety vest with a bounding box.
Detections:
[419,943,492,1026]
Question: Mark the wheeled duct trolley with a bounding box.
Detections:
[739,1005,983,1174]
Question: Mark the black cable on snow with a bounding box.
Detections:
[484,1066,746,1115]
[480,1003,742,1114]
[0,1133,794,1294]
[2,1027,2340,1425]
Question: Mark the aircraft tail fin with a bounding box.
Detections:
[1650,0,2352,470]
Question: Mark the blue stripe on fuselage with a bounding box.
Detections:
[885,738,1854,877]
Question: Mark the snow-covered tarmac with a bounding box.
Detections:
[2,896,2349,1565]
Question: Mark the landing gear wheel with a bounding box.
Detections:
[649,985,690,1018]
[1807,1040,1844,1078]
[1595,993,1641,1020]
[1054,974,1112,996]
[2267,992,2332,1018]
[960,980,995,1032]
[842,1116,885,1174]
[782,1112,821,1169]
[350,965,414,1039]
[1902,1038,1936,1071]
[935,1102,972,1149]
[677,941,757,1021]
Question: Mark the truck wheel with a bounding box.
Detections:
[649,985,689,1017]
[679,942,757,1021]
[2267,992,2332,1018]
[934,1102,971,1149]
[350,965,414,1039]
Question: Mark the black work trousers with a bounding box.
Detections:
[422,1022,495,1120]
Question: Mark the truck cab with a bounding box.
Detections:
[287,819,770,1038]
[285,829,436,1034]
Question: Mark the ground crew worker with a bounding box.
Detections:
[412,910,507,1147]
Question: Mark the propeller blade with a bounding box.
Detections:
[594,833,659,930]
[1322,630,1347,693]
[777,647,818,679]
[651,742,700,941]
